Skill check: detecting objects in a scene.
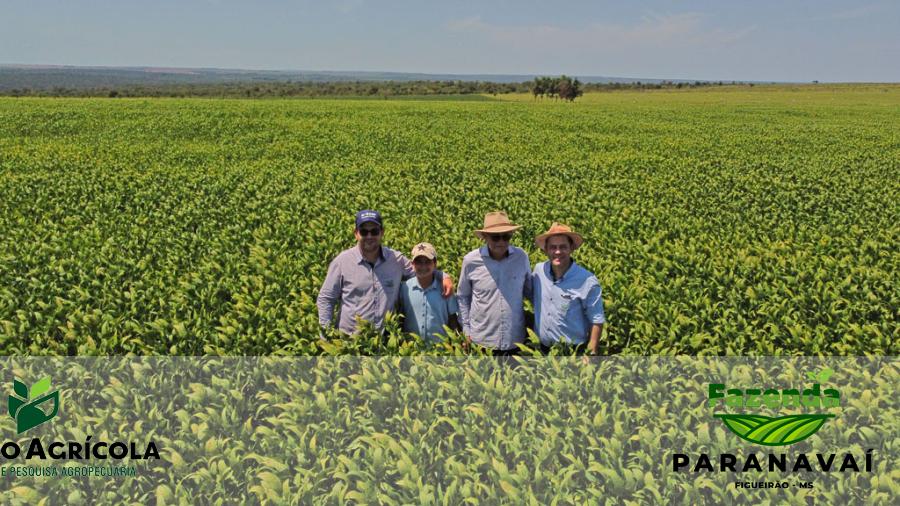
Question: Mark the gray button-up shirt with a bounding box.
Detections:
[317,245,415,334]
[457,245,533,350]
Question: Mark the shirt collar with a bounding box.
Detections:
[355,244,386,265]
[546,259,576,282]
[412,277,439,292]
[479,244,513,261]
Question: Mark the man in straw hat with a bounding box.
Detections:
[457,211,533,355]
[318,210,454,336]
[533,223,606,356]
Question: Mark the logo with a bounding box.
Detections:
[709,368,838,446]
[675,366,871,481]
[8,376,60,434]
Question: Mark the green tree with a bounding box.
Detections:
[558,76,583,102]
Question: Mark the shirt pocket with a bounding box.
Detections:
[379,279,398,299]
[556,292,581,322]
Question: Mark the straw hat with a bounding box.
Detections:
[535,222,584,250]
[473,212,522,239]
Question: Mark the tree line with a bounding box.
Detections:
[0,78,749,99]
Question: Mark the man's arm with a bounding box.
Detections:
[400,254,415,281]
[588,323,604,355]
[439,272,455,298]
[522,253,534,304]
[317,258,343,330]
[584,281,607,355]
[456,262,472,336]
[446,294,461,333]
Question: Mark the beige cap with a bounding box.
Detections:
[411,242,437,260]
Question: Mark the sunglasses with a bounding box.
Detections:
[487,233,512,242]
[358,228,382,237]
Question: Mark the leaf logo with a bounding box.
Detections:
[710,369,839,446]
[819,368,834,382]
[8,376,60,434]
[714,414,835,446]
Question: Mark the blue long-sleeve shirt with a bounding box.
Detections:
[533,260,606,346]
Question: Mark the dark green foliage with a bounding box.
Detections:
[532,75,584,101]
[0,97,898,356]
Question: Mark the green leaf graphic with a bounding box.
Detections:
[31,376,51,399]
[817,369,834,383]
[805,372,817,382]
[714,414,835,446]
[14,380,27,399]
[8,396,25,419]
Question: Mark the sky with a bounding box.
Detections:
[1,1,898,82]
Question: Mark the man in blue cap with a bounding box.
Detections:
[317,210,455,335]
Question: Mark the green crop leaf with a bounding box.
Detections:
[817,369,834,383]
[714,414,835,446]
[31,376,51,398]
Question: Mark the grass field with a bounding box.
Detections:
[1,85,898,356]
[496,83,900,105]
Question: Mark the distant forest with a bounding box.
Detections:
[0,78,740,99]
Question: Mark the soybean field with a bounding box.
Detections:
[1,86,899,356]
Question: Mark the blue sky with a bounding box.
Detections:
[1,1,898,82]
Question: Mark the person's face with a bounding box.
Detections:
[355,223,383,252]
[484,232,512,259]
[544,235,572,268]
[413,256,436,278]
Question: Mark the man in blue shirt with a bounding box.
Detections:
[532,223,606,356]
[400,243,460,343]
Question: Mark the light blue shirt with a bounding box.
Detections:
[400,277,459,343]
[533,260,606,346]
[457,245,533,350]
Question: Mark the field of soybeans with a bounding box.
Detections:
[1,85,899,356]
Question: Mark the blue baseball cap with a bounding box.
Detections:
[355,210,383,229]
